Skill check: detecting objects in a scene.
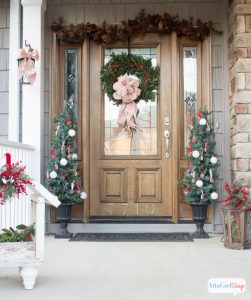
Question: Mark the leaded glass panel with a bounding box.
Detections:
[183,46,197,151]
[64,48,78,121]
[104,48,157,156]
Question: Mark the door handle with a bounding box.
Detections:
[164,129,171,158]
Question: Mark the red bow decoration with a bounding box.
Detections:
[17,48,39,84]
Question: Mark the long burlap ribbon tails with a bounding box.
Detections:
[18,48,39,84]
[113,74,141,130]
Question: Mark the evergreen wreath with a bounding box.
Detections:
[100,52,159,106]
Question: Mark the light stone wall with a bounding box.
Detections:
[228,0,251,188]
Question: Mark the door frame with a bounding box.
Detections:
[50,32,211,224]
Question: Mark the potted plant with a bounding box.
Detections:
[221,180,251,249]
[47,105,87,238]
[179,108,218,238]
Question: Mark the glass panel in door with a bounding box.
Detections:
[104,48,157,156]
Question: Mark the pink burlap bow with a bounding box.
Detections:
[18,48,39,85]
[113,74,141,130]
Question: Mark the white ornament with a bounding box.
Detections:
[192,150,200,158]
[195,180,203,188]
[72,153,78,160]
[68,129,76,137]
[80,191,87,200]
[210,156,217,164]
[2,178,7,184]
[49,171,57,179]
[211,192,218,200]
[60,158,68,166]
[199,118,207,126]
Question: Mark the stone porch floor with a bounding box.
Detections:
[0,235,250,300]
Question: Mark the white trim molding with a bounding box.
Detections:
[20,0,46,181]
[21,0,47,11]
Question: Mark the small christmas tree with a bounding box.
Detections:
[180,108,218,204]
[47,105,86,203]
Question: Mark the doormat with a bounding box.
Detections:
[70,232,193,242]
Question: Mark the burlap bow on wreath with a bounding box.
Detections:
[100,53,159,131]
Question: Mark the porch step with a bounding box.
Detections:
[47,223,215,234]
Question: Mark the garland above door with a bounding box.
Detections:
[51,10,220,44]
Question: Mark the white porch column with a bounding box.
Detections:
[8,0,21,142]
[21,0,46,181]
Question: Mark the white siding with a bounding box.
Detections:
[0,0,10,139]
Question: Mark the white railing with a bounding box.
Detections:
[0,180,60,289]
[0,138,35,229]
[0,137,61,289]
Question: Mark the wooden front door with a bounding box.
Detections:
[89,34,177,219]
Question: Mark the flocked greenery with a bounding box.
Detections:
[100,52,159,106]
[179,108,218,204]
[47,105,85,204]
[0,223,35,242]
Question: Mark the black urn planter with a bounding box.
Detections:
[191,203,209,239]
[55,203,73,239]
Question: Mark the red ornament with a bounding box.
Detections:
[145,75,150,81]
[188,145,193,156]
[136,63,141,69]
[5,153,11,165]
[197,111,202,120]
[66,116,71,125]
[50,150,56,158]
[183,187,189,196]
[114,63,119,68]
[67,146,71,159]
[76,183,81,194]
[61,172,66,180]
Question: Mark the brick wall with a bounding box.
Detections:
[229,0,251,186]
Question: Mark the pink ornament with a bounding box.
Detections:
[192,170,196,183]
[67,146,71,159]
[200,172,204,179]
[204,141,208,152]
[55,125,60,136]
[200,150,204,160]
[62,140,65,151]
[192,137,197,143]
[209,168,214,183]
